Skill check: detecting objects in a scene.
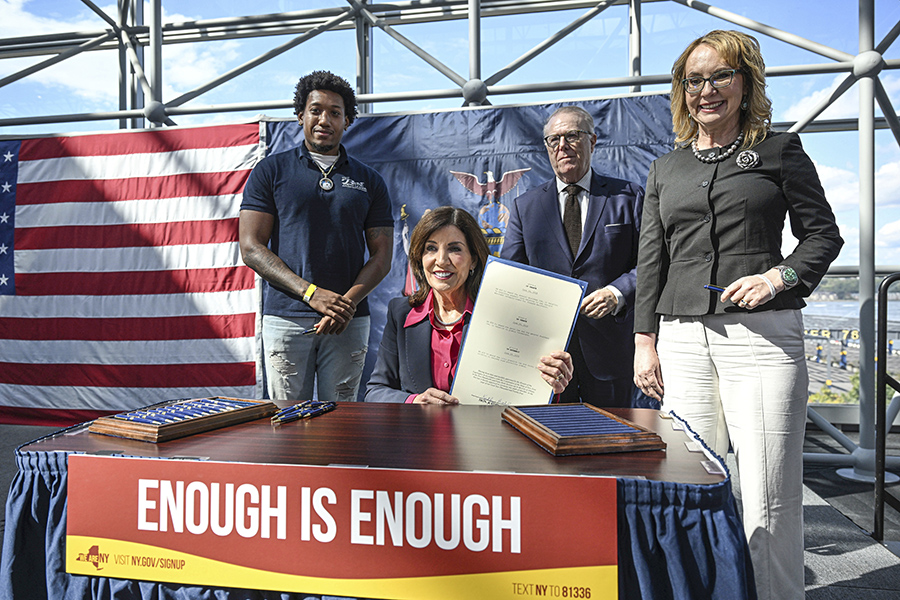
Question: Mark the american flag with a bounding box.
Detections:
[0,123,263,426]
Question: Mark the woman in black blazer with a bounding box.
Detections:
[633,31,842,600]
[366,206,573,404]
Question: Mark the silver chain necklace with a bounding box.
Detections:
[691,131,744,164]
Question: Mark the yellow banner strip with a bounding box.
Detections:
[67,536,617,599]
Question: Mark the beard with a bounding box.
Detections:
[307,140,337,154]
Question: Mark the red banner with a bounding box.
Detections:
[68,455,617,598]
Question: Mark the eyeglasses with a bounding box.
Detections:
[682,69,738,95]
[544,129,592,149]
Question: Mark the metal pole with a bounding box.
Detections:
[874,272,899,540]
[483,1,614,87]
[148,0,162,127]
[629,0,641,93]
[842,0,877,481]
[672,0,853,62]
[353,0,467,87]
[117,0,128,129]
[356,1,373,115]
[469,0,481,82]
[132,0,144,129]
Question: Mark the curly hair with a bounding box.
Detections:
[670,30,772,150]
[292,70,358,125]
[407,206,490,308]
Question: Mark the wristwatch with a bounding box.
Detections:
[776,266,799,289]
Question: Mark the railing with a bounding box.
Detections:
[875,273,900,541]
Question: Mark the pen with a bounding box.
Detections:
[703,284,725,293]
[272,401,336,424]
[302,326,318,335]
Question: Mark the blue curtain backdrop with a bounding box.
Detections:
[265,95,675,398]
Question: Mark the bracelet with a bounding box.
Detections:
[302,283,317,304]
[755,274,777,299]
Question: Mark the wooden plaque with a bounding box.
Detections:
[502,403,667,456]
[88,397,277,443]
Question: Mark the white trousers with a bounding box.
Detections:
[657,310,807,600]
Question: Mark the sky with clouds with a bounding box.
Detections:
[2,0,900,268]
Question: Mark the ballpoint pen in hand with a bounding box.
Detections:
[703,284,725,293]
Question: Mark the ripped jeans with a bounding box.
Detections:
[262,314,369,403]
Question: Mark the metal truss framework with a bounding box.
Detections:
[2,0,900,486]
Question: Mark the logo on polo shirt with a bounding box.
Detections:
[341,176,367,192]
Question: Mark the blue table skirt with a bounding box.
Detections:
[2,447,756,600]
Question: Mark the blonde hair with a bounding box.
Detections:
[670,30,772,149]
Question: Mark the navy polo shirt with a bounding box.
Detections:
[241,143,393,318]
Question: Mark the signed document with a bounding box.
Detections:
[452,256,586,406]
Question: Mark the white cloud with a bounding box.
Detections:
[835,224,860,267]
[816,161,861,212]
[811,159,900,214]
[875,220,900,264]
[779,73,900,123]
[873,160,900,208]
[0,2,246,111]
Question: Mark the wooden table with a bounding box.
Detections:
[20,403,723,485]
[2,403,755,600]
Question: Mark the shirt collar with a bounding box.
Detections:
[405,289,474,328]
[299,142,347,169]
[555,168,593,195]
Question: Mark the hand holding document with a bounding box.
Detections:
[452,257,586,406]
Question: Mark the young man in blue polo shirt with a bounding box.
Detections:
[240,70,393,402]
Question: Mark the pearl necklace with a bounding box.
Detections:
[691,131,744,164]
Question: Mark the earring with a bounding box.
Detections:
[741,97,749,110]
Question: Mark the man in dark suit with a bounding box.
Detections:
[500,106,644,408]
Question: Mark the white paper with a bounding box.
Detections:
[452,257,586,406]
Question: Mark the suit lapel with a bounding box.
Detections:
[405,316,435,391]
[579,172,609,260]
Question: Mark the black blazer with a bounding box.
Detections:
[365,296,470,403]
[634,131,843,333]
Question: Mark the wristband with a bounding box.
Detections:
[755,274,777,299]
[302,283,317,304]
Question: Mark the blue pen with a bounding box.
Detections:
[704,284,725,293]
[274,403,335,424]
[211,398,258,408]
[302,326,318,335]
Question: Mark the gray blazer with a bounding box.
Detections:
[634,131,843,333]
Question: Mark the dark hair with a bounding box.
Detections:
[293,70,358,125]
[407,206,490,307]
[670,30,772,149]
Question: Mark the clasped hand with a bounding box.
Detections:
[308,288,356,335]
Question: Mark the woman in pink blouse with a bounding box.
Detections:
[366,206,573,404]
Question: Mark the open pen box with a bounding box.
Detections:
[88,397,277,443]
